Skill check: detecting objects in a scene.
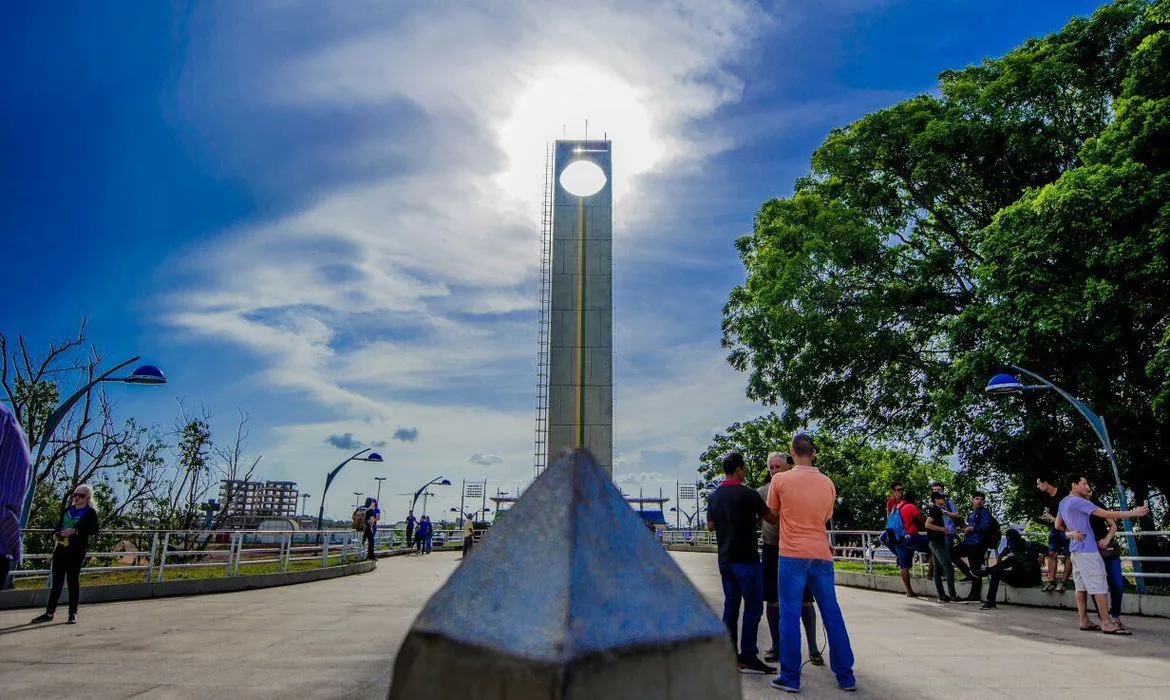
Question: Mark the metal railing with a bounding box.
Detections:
[658,528,1170,585]
[8,526,476,587]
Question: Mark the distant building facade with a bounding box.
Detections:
[218,479,300,524]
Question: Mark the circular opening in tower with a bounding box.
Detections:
[559,159,607,197]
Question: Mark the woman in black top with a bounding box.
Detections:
[32,484,100,624]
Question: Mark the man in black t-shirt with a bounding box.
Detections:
[1037,477,1072,592]
[706,452,778,676]
[980,530,1045,609]
[925,492,958,601]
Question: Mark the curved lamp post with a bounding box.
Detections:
[985,364,1144,592]
[410,476,451,515]
[314,448,383,531]
[20,357,166,528]
[669,505,698,528]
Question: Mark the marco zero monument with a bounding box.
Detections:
[534,140,614,478]
[389,141,740,697]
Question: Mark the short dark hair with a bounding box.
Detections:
[791,432,816,458]
[1037,475,1057,486]
[973,491,985,499]
[891,482,904,491]
[931,491,948,502]
[722,452,746,475]
[931,481,945,489]
[1065,473,1089,490]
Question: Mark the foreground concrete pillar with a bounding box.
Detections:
[388,449,738,700]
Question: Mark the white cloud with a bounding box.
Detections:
[160,1,779,516]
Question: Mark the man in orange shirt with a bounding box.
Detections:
[766,433,856,693]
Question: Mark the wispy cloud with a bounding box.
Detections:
[159,1,782,517]
[392,427,419,443]
[324,432,387,450]
[469,453,504,466]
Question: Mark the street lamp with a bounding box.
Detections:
[410,476,451,516]
[353,492,363,510]
[20,356,166,527]
[985,363,1144,592]
[670,506,698,528]
[314,448,383,532]
[301,493,311,517]
[374,476,386,504]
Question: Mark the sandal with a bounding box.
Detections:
[1103,627,1132,635]
[1079,623,1101,632]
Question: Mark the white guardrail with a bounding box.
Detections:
[660,528,1170,582]
[9,527,1169,588]
[9,527,469,584]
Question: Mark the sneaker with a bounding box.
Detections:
[67,614,77,624]
[1055,582,1066,593]
[30,613,53,624]
[808,652,825,666]
[769,678,800,693]
[764,648,779,662]
[1042,581,1057,592]
[980,601,997,610]
[738,656,776,675]
[937,595,952,603]
[838,682,857,692]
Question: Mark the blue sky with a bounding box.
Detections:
[1,0,1104,521]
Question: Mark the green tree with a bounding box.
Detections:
[722,0,1170,527]
[698,416,958,530]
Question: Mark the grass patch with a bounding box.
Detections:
[11,552,371,590]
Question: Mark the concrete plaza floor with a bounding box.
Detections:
[0,550,1167,699]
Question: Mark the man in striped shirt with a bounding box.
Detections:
[1,402,32,590]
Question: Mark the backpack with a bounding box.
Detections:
[884,504,907,544]
[984,513,1002,549]
[351,506,368,531]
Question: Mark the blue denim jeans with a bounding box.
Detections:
[1103,555,1124,619]
[778,557,855,690]
[424,534,433,554]
[895,533,929,570]
[719,560,763,658]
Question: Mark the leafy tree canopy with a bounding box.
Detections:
[722,0,1170,525]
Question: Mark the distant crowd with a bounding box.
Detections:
[879,474,1146,634]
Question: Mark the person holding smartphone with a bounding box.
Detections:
[32,484,100,624]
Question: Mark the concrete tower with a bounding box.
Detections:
[546,140,613,477]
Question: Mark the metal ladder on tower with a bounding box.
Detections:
[533,144,554,479]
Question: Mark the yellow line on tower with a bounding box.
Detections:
[575,196,586,447]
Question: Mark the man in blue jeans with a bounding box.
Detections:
[706,452,777,675]
[766,433,857,692]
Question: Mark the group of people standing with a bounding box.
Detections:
[403,512,433,554]
[705,433,856,694]
[879,472,1148,636]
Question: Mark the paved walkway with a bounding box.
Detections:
[0,551,1168,699]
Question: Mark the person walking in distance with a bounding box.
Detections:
[0,402,31,591]
[31,484,100,624]
[1055,474,1148,635]
[1037,476,1072,593]
[405,510,416,550]
[706,452,777,676]
[363,498,380,560]
[767,433,856,693]
[925,491,959,602]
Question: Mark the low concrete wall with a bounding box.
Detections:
[0,559,375,610]
[835,569,1170,618]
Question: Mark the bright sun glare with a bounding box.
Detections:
[494,64,662,216]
